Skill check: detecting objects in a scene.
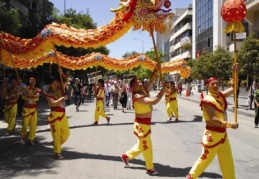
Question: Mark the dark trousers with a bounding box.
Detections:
[73,95,81,107]
[255,106,259,125]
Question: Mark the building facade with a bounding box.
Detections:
[169,5,193,62]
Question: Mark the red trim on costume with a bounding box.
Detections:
[206,125,226,133]
[51,107,65,112]
[44,92,58,100]
[22,106,37,117]
[201,133,226,148]
[135,117,151,125]
[134,129,151,139]
[200,92,227,112]
[3,103,17,113]
[24,104,37,108]
[47,110,65,124]
[169,97,176,101]
[97,98,104,101]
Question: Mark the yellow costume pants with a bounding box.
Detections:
[126,120,154,170]
[20,105,38,140]
[166,100,178,118]
[95,100,107,122]
[47,110,70,154]
[4,103,17,131]
[189,129,235,179]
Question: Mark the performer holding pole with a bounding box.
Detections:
[44,67,69,159]
[186,64,239,179]
[121,63,164,175]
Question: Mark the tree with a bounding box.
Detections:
[192,46,232,82]
[52,8,110,80]
[0,2,22,35]
[238,34,259,86]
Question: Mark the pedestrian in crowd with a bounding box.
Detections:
[92,79,110,125]
[110,81,119,109]
[126,85,132,110]
[71,78,83,112]
[253,82,259,128]
[44,69,70,160]
[186,64,239,179]
[177,83,183,96]
[165,81,178,122]
[120,84,127,112]
[65,79,72,105]
[3,76,20,135]
[247,80,256,110]
[104,80,111,107]
[17,77,27,116]
[121,64,165,175]
[87,84,93,100]
[20,77,41,146]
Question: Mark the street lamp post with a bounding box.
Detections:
[64,0,66,14]
[133,38,144,53]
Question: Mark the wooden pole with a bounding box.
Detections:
[52,47,65,94]
[149,25,163,85]
[233,32,238,122]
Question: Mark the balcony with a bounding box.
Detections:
[245,0,259,25]
[170,23,192,42]
[180,36,192,47]
[170,50,192,61]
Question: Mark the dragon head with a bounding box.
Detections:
[111,0,174,34]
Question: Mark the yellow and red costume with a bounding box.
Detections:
[20,86,41,141]
[125,94,154,170]
[166,90,178,119]
[44,89,70,154]
[4,86,19,132]
[94,87,108,122]
[187,91,236,179]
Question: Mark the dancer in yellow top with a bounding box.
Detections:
[20,77,41,146]
[92,79,110,125]
[121,64,165,175]
[186,64,239,179]
[44,69,69,160]
[165,81,178,122]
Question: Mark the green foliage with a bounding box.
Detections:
[120,49,166,80]
[0,2,22,35]
[192,46,232,81]
[238,34,259,80]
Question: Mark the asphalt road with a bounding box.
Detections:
[0,91,258,179]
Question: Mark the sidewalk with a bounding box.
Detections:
[177,89,255,118]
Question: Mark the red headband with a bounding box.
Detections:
[207,77,218,84]
[131,78,139,88]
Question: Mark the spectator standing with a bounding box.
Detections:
[71,78,83,112]
[120,85,127,112]
[104,81,111,107]
[253,82,259,128]
[126,85,132,110]
[110,81,119,109]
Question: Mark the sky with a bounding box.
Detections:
[49,0,192,58]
